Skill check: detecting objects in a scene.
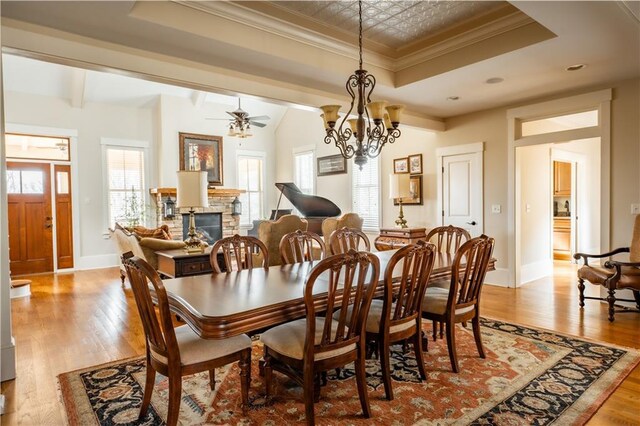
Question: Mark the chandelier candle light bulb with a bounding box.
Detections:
[319,0,403,169]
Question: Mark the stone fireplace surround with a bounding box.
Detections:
[150,188,243,241]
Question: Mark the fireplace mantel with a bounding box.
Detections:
[150,187,245,197]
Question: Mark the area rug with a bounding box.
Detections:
[58,319,639,425]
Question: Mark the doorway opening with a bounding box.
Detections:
[5,134,74,275]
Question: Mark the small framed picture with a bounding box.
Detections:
[394,157,408,174]
[409,154,423,174]
[317,154,347,176]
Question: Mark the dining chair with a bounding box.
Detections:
[122,252,252,425]
[328,226,371,255]
[210,234,269,273]
[424,225,471,339]
[260,249,380,425]
[334,241,436,400]
[279,229,326,264]
[421,235,495,373]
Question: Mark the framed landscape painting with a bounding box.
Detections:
[317,154,347,176]
[179,132,223,186]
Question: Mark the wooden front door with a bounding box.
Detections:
[7,161,54,275]
[54,164,74,269]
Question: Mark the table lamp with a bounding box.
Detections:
[389,173,410,228]
[177,170,209,253]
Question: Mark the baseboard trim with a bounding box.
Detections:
[1,337,16,382]
[77,254,119,270]
[520,259,553,285]
[485,268,511,287]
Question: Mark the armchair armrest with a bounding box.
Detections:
[139,238,186,251]
[604,259,640,269]
[573,247,629,266]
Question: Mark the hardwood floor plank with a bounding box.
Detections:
[1,262,638,425]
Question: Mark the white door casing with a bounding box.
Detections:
[437,143,484,237]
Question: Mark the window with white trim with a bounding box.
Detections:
[352,158,380,230]
[294,150,315,194]
[237,155,265,226]
[106,147,146,228]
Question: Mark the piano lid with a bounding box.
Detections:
[275,182,341,218]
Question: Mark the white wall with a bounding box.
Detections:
[516,144,552,283]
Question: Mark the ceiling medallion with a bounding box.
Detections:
[319,0,404,170]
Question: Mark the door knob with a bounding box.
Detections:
[466,221,477,226]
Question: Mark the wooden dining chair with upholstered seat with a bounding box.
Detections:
[421,235,495,373]
[424,225,471,339]
[334,241,436,400]
[575,214,640,321]
[328,227,371,255]
[279,230,326,264]
[122,252,252,425]
[261,250,380,425]
[210,234,269,273]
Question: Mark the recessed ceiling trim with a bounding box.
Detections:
[178,0,396,70]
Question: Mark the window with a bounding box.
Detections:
[352,158,380,230]
[294,150,315,194]
[5,133,70,161]
[106,147,146,228]
[237,155,264,226]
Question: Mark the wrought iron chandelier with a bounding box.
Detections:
[320,0,404,170]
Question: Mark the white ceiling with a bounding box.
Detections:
[2,54,289,124]
[1,1,639,120]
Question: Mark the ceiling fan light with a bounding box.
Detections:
[366,100,388,121]
[386,105,404,126]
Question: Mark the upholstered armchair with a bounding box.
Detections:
[111,224,186,284]
[574,215,640,321]
[321,213,364,245]
[257,214,308,266]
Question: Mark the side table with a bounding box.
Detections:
[374,227,427,251]
[157,247,226,278]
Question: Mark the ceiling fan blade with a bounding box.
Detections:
[226,111,238,118]
[249,121,267,128]
[247,115,270,121]
[205,118,232,121]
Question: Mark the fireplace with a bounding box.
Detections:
[182,212,222,245]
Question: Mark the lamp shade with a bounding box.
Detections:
[177,171,209,208]
[389,173,411,199]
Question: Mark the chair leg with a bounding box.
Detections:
[263,351,273,402]
[445,321,459,373]
[413,322,428,381]
[166,376,182,426]
[120,269,126,286]
[606,288,616,322]
[633,290,640,310]
[313,374,321,403]
[432,320,437,341]
[472,316,485,359]
[303,370,316,426]
[439,321,444,339]
[578,278,585,308]
[379,334,393,401]
[354,348,371,418]
[209,368,216,390]
[239,349,251,415]
[138,358,156,420]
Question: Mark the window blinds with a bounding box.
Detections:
[107,147,145,227]
[352,158,380,230]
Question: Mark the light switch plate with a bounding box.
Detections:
[632,204,640,214]
[492,204,501,214]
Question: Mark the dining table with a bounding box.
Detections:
[159,249,496,339]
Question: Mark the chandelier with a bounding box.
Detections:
[319,0,404,169]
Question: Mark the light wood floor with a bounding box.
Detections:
[1,262,639,425]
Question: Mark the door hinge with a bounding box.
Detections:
[441,210,444,217]
[442,166,444,174]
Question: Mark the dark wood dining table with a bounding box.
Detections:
[160,249,495,339]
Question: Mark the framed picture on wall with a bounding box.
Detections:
[409,154,423,174]
[394,157,408,174]
[393,175,423,205]
[317,154,347,176]
[179,132,224,186]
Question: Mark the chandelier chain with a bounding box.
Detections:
[358,0,363,70]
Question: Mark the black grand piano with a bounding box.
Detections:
[248,182,341,236]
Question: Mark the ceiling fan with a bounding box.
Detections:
[207,98,270,138]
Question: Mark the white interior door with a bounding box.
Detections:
[442,152,483,237]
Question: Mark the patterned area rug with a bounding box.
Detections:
[58,319,639,425]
